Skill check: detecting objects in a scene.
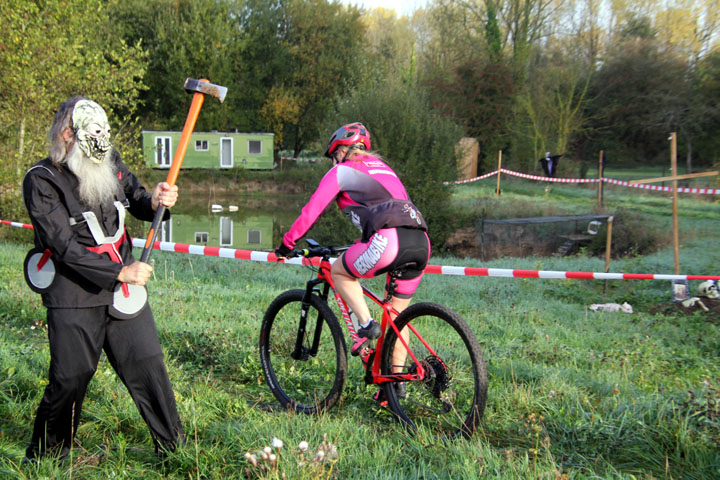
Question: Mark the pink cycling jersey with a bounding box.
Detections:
[282,154,426,249]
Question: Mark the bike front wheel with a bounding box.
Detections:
[380,302,488,438]
[259,289,347,414]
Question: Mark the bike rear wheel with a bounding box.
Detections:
[380,302,487,438]
[259,289,347,414]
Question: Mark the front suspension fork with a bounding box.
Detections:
[291,278,329,360]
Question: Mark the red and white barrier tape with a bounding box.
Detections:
[4,220,718,281]
[443,170,499,185]
[501,169,600,183]
[444,168,720,194]
[1,220,34,229]
[602,177,720,194]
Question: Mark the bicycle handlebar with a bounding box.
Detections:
[280,239,351,260]
[290,244,351,259]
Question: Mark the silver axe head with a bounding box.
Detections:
[184,78,228,103]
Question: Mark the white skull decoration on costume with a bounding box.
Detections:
[72,99,112,164]
[698,280,719,299]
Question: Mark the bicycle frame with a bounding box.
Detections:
[297,254,439,386]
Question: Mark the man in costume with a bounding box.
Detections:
[539,151,563,177]
[22,96,184,461]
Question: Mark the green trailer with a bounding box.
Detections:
[141,130,275,170]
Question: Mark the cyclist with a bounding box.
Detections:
[275,122,431,399]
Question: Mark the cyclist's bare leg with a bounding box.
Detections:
[389,295,411,374]
[331,255,372,324]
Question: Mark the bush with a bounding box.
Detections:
[325,83,464,252]
[587,207,670,257]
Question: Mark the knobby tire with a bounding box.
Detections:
[259,289,348,414]
[380,302,488,438]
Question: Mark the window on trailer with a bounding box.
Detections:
[195,232,209,244]
[248,230,261,244]
[249,140,262,154]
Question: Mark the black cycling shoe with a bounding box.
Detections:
[358,321,381,340]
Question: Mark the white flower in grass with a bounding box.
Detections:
[272,437,284,449]
[314,450,325,462]
[245,453,258,467]
[298,441,309,452]
[269,453,277,463]
[264,446,272,455]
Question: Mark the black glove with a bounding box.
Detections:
[275,243,293,258]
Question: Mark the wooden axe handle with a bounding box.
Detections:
[140,80,207,261]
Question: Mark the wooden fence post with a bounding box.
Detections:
[495,150,502,195]
[603,215,614,296]
[597,150,604,208]
[605,216,614,273]
[670,132,680,275]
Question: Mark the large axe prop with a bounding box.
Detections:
[140,77,227,262]
[110,78,227,319]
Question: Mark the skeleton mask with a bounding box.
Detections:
[698,280,719,299]
[72,99,112,164]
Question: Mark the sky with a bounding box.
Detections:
[340,0,429,17]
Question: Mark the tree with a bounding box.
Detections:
[0,0,146,227]
[256,0,367,155]
[516,38,593,171]
[586,16,694,164]
[430,57,516,171]
[109,0,238,132]
[496,0,562,80]
[688,48,720,167]
[361,7,418,83]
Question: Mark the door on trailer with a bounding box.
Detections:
[155,136,172,167]
[220,137,233,168]
[219,216,233,246]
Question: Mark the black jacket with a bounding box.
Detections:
[22,151,161,308]
[539,154,562,177]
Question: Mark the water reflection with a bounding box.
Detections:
[143,192,304,250]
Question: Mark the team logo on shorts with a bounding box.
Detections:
[353,234,389,275]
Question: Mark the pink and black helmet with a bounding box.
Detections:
[324,122,371,158]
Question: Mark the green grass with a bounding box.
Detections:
[1,180,720,479]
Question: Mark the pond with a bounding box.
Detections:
[123,190,614,261]
[127,192,306,252]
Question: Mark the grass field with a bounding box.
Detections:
[1,177,719,479]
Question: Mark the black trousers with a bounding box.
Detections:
[25,305,184,459]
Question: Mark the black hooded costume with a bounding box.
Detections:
[539,152,563,177]
[22,151,184,460]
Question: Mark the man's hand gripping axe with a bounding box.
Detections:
[110,78,227,320]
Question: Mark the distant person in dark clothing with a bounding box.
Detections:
[539,151,563,177]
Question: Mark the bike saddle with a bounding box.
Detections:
[390,262,419,278]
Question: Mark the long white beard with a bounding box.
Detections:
[64,142,120,206]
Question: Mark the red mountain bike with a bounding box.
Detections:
[259,240,488,438]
